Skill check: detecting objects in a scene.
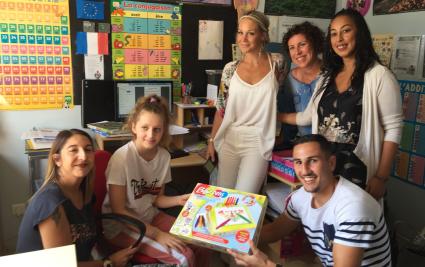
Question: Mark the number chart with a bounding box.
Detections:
[0,0,73,110]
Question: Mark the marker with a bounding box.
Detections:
[216,218,231,230]
[236,213,251,224]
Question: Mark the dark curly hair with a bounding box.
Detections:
[282,21,325,59]
[318,8,381,97]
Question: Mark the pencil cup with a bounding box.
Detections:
[183,95,192,104]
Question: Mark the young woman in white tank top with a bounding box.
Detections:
[206,11,280,193]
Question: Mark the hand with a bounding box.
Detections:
[206,142,216,162]
[155,230,186,253]
[227,240,275,267]
[108,246,139,267]
[177,193,191,206]
[366,176,387,200]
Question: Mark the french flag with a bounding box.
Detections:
[76,32,109,55]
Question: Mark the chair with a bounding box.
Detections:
[94,150,160,264]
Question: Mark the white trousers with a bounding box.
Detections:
[217,126,269,193]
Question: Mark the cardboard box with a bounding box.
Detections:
[270,153,298,183]
[169,183,267,254]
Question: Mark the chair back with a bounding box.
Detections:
[94,150,112,215]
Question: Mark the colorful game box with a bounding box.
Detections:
[169,183,267,254]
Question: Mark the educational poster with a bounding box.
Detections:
[110,1,181,96]
[391,35,422,79]
[0,0,74,110]
[264,0,336,19]
[393,80,425,187]
[372,34,394,68]
[198,20,223,60]
[374,0,425,15]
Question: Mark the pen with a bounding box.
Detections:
[216,218,231,230]
[236,213,251,224]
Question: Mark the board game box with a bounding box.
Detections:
[169,183,268,254]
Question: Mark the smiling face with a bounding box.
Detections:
[54,134,94,181]
[132,110,164,152]
[293,141,336,194]
[288,33,318,69]
[236,18,265,54]
[330,15,357,60]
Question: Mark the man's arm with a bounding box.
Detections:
[260,213,300,245]
[333,243,364,267]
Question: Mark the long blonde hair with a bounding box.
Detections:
[124,94,171,148]
[39,129,95,202]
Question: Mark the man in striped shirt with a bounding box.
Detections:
[229,134,391,267]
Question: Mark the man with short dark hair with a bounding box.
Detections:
[228,134,391,267]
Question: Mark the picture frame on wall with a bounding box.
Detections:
[374,0,425,15]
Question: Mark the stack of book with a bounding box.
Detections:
[23,128,60,150]
[87,121,131,137]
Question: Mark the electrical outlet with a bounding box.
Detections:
[12,203,26,217]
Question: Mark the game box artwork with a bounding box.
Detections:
[169,183,268,254]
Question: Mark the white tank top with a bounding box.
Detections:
[214,55,278,160]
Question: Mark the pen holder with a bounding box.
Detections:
[183,95,192,104]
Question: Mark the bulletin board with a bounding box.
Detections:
[110,1,182,97]
[181,3,237,97]
[0,0,74,110]
[393,80,425,189]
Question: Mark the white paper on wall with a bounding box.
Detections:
[277,16,330,44]
[84,55,104,80]
[391,35,422,79]
[267,15,280,43]
[198,20,224,60]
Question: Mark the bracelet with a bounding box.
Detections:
[208,138,214,143]
[374,175,389,182]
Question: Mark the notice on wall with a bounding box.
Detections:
[110,1,182,96]
[372,34,394,68]
[391,35,422,78]
[393,80,425,188]
[198,20,223,60]
[0,0,74,110]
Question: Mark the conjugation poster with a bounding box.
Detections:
[393,80,425,187]
[0,0,74,110]
[111,1,181,96]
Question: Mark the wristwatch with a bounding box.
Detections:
[103,258,113,267]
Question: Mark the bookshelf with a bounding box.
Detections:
[174,102,216,129]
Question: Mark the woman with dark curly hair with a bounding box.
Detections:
[277,21,324,148]
[279,9,403,200]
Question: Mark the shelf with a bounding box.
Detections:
[268,172,302,191]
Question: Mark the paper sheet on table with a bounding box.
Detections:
[0,245,77,267]
[207,84,218,102]
[198,20,223,60]
[169,124,189,135]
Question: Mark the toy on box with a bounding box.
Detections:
[270,150,298,183]
[169,183,267,254]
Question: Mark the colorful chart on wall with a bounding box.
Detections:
[110,1,181,97]
[0,0,73,110]
[393,80,425,188]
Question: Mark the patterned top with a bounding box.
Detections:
[318,83,363,145]
[216,60,239,117]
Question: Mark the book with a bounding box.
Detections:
[169,183,267,254]
[87,121,129,136]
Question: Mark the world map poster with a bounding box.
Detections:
[0,0,74,110]
[393,80,425,188]
[110,1,181,97]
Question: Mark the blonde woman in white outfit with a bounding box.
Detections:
[206,11,279,193]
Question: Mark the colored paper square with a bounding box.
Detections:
[400,122,415,151]
[408,155,425,186]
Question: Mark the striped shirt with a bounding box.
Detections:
[286,177,391,266]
